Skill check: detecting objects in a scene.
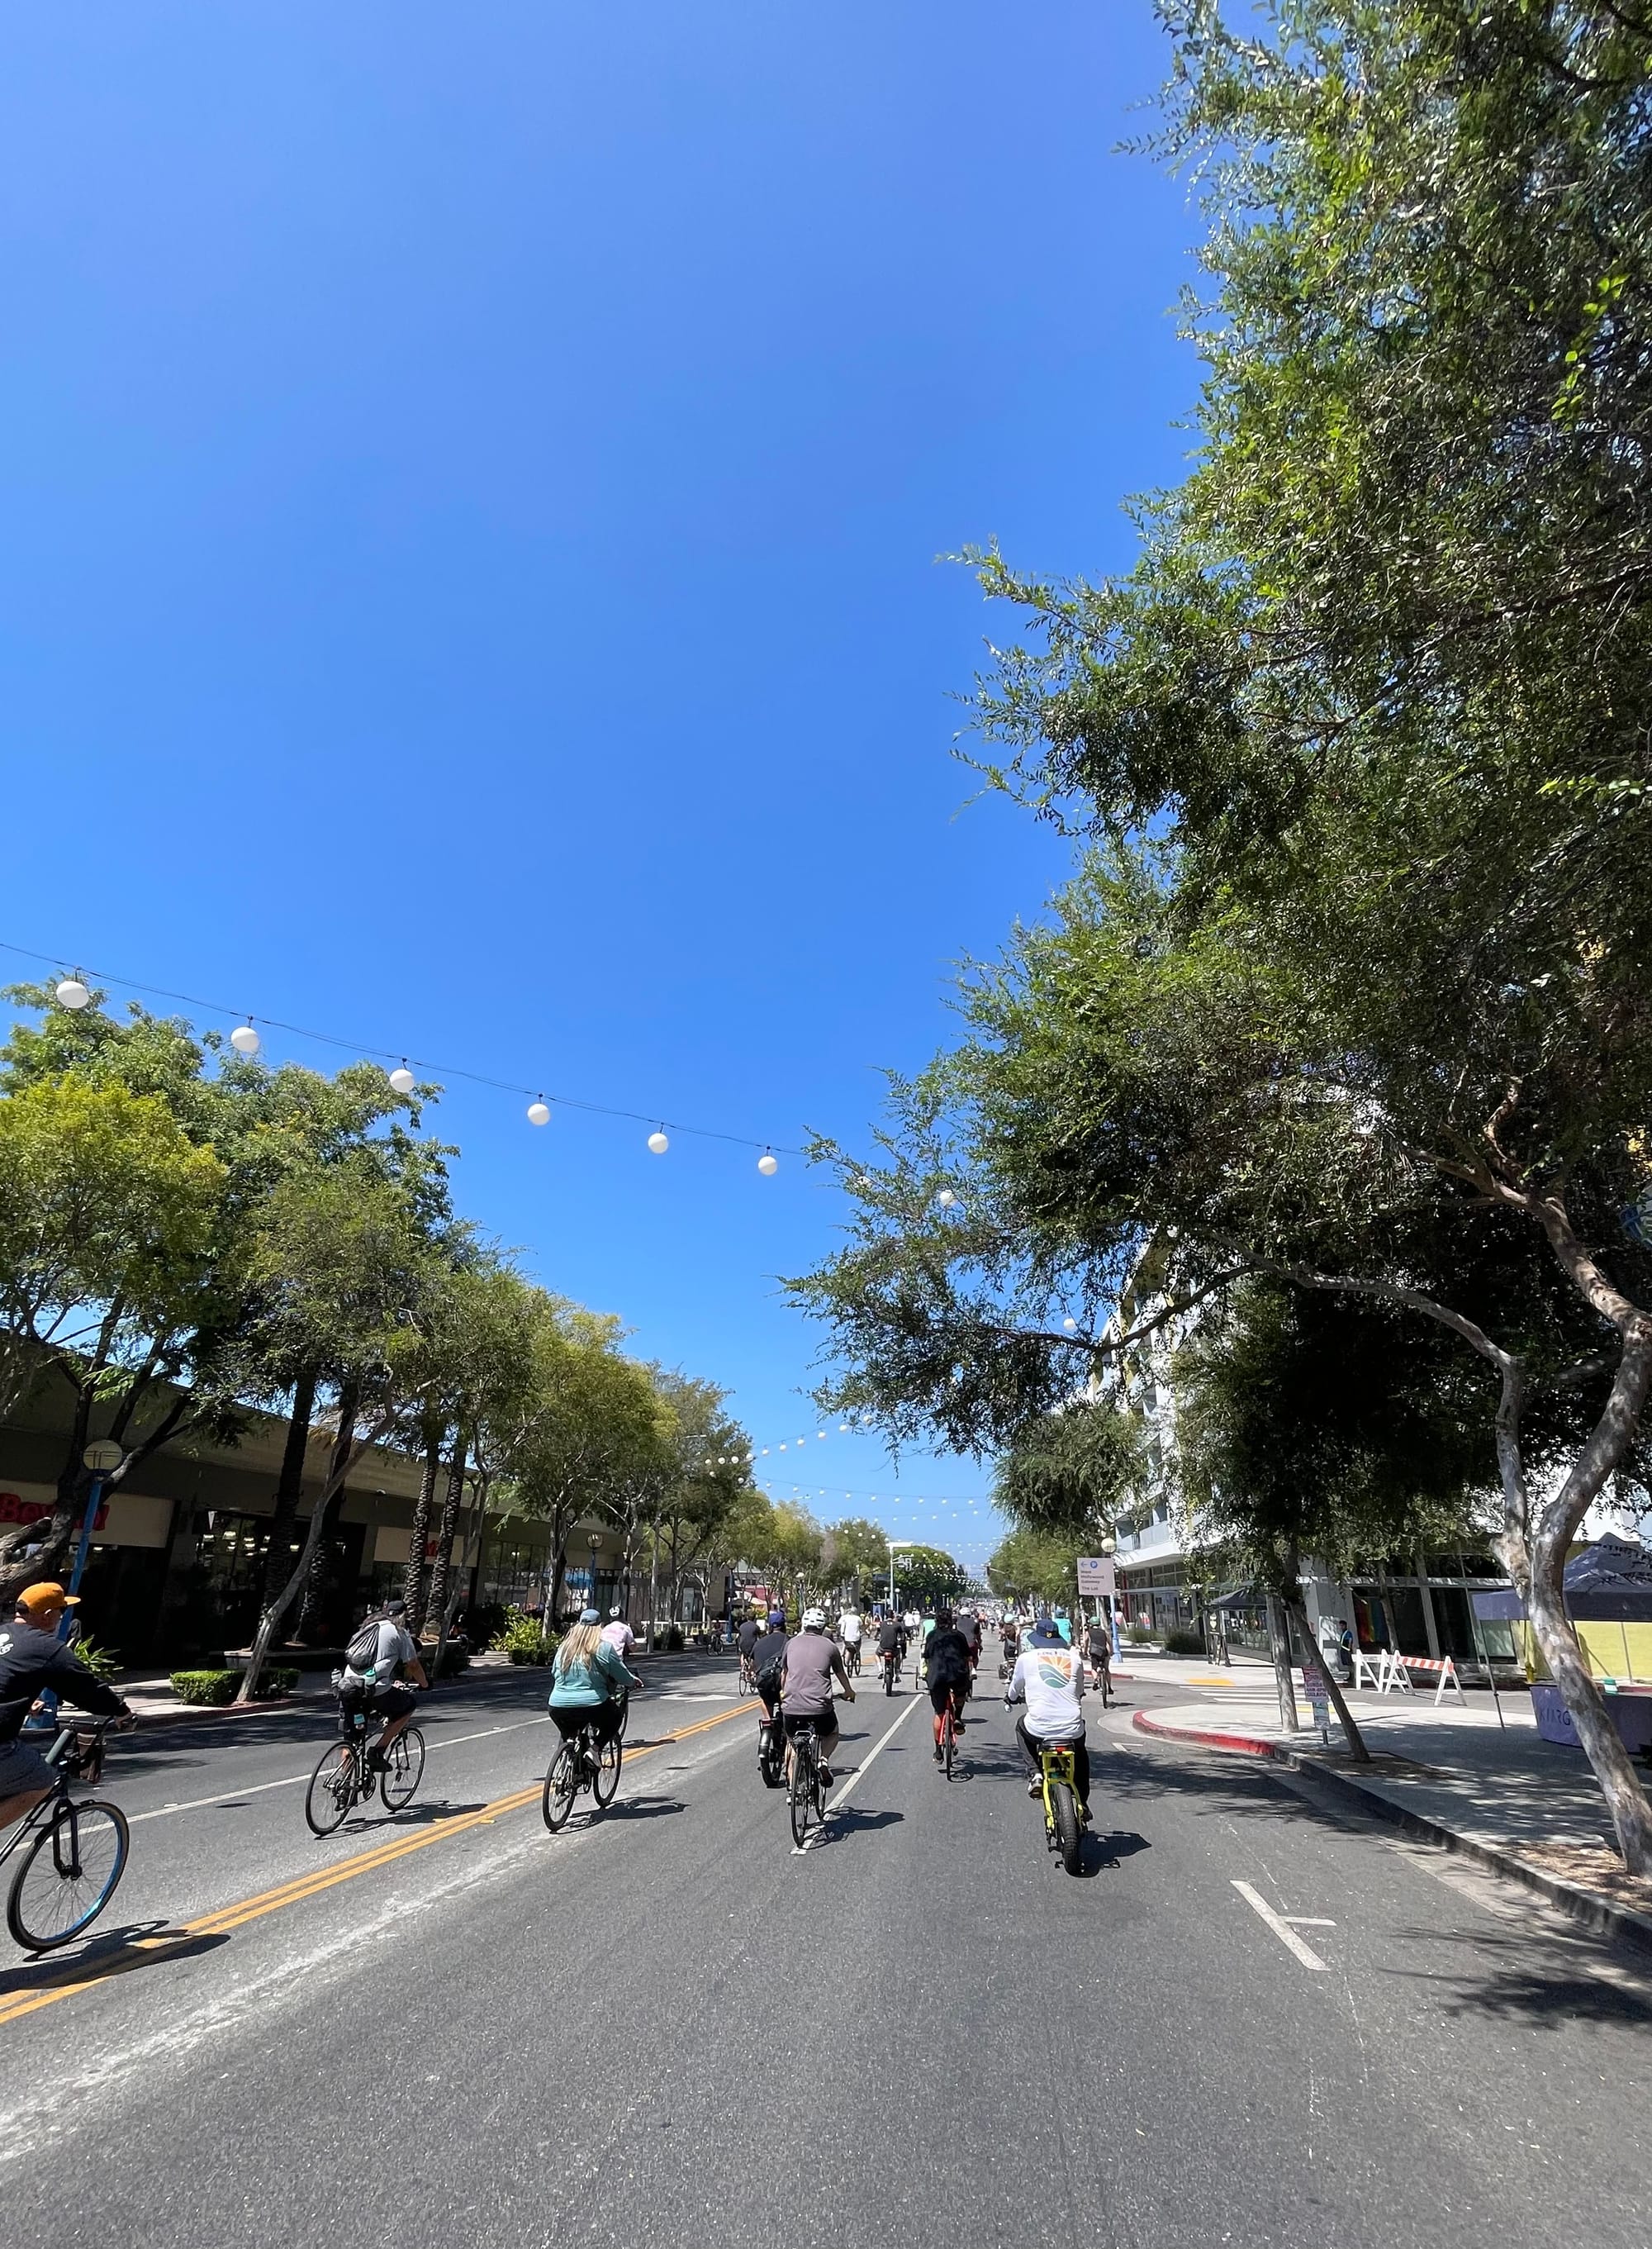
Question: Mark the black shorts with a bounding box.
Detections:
[783,1708,838,1742]
[551,1701,624,1746]
[928,1678,968,1714]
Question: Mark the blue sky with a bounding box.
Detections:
[0,3,1199,1573]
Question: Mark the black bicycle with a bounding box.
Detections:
[786,1719,825,1847]
[543,1716,622,1832]
[881,1648,900,1695]
[2,1719,130,1952]
[306,1705,425,1836]
[843,1640,862,1678]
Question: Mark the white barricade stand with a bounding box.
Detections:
[1399,1653,1468,1707]
[1352,1649,1385,1692]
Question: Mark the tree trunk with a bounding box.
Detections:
[1285,1596,1370,1762]
[259,1367,317,1607]
[403,1428,443,1628]
[424,1428,468,1645]
[1526,1562,1652,1874]
[295,1385,359,1645]
[1414,1545,1442,1662]
[429,1468,487,1684]
[647,1514,661,1650]
[1264,1594,1299,1733]
[240,1390,369,1703]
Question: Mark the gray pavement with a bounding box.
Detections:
[0,1659,1648,2247]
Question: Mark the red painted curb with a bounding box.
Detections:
[1132,1709,1278,1757]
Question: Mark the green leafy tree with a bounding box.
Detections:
[985,1526,1081,1612]
[794,0,1652,1871]
[0,1076,225,1597]
[823,1516,890,1605]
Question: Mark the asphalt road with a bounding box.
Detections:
[0,1654,1647,2248]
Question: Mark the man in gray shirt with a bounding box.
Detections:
[780,1606,856,1787]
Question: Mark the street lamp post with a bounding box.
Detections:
[68,1440,124,1629]
[886,1539,915,1616]
[586,1531,603,1616]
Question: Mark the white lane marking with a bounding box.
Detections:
[126,1714,553,1824]
[793,1691,927,1854]
[1232,1879,1331,1971]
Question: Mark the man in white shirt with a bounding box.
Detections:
[1004,1614,1090,1820]
[339,1597,429,1766]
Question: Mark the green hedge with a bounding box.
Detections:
[1165,1626,1206,1656]
[492,1607,560,1666]
[169,1667,300,1706]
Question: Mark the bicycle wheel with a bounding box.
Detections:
[789,1745,813,1847]
[1051,1781,1083,1874]
[305,1743,358,1837]
[593,1732,623,1808]
[7,1798,129,1952]
[943,1714,955,1781]
[542,1743,580,1832]
[379,1728,425,1813]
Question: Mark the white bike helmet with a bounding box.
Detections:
[800,1606,827,1631]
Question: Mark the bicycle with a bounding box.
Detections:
[881,1648,900,1696]
[786,1719,826,1847]
[935,1688,965,1781]
[2,1719,130,1953]
[756,1697,786,1789]
[543,1715,622,1832]
[843,1640,862,1678]
[306,1705,425,1836]
[738,1653,757,1696]
[1032,1738,1085,1875]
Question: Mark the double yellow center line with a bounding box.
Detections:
[0,1699,756,2028]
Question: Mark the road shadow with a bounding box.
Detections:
[807,1808,904,1851]
[605,1795,687,1823]
[1379,1924,1652,2026]
[0,1919,231,2003]
[323,1797,487,1838]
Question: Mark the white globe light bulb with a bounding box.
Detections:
[389,1065,416,1096]
[1063,1316,1078,1334]
[230,1024,260,1056]
[757,1152,778,1177]
[648,1129,669,1155]
[527,1100,551,1127]
[55,977,91,1011]
[937,1189,957,1209]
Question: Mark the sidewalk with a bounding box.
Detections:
[1134,1687,1652,1950]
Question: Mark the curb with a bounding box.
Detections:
[1132,1708,1652,1960]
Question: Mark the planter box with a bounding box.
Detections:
[1531,1680,1652,1752]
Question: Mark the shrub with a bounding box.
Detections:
[170,1667,299,1705]
[1124,1624,1156,1647]
[1165,1627,1206,1657]
[433,1644,470,1678]
[665,1624,686,1652]
[492,1608,558,1666]
[69,1631,121,1681]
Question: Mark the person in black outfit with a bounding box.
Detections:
[0,1581,132,1830]
[923,1608,975,1764]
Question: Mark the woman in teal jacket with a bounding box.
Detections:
[548,1606,641,1752]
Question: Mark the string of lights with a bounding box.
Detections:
[2,939,803,1171]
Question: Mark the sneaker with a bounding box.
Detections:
[367,1747,388,1771]
[818,1766,833,1789]
[1028,1777,1042,1798]
[933,1745,944,1764]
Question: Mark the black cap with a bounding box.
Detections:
[384,1597,408,1617]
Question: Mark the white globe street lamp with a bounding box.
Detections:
[648,1129,669,1155]
[55,977,91,1010]
[389,1064,417,1096]
[230,1023,260,1056]
[527,1099,551,1126]
[757,1151,777,1177]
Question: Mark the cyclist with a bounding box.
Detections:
[955,1605,983,1680]
[0,1581,135,1833]
[1000,1612,1022,1670]
[923,1607,974,1766]
[601,1606,638,1662]
[338,1595,428,1769]
[779,1607,855,1790]
[1004,1613,1091,1821]
[549,1606,642,1757]
[874,1611,904,1689]
[750,1607,790,1771]
[738,1610,763,1690]
[1085,1612,1113,1708]
[837,1605,863,1676]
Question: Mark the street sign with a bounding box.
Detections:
[1076,1557,1116,1597]
[1299,1655,1332,1741]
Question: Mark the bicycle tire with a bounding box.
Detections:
[7,1798,129,1952]
[943,1716,954,1781]
[305,1743,358,1838]
[379,1728,425,1813]
[789,1745,813,1847]
[1051,1781,1083,1874]
[542,1743,579,1833]
[593,1733,622,1808]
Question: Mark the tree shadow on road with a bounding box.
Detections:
[1379,1924,1652,2026]
[809,1808,903,1850]
[605,1795,687,1823]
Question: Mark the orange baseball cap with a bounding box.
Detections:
[16,1582,79,1618]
